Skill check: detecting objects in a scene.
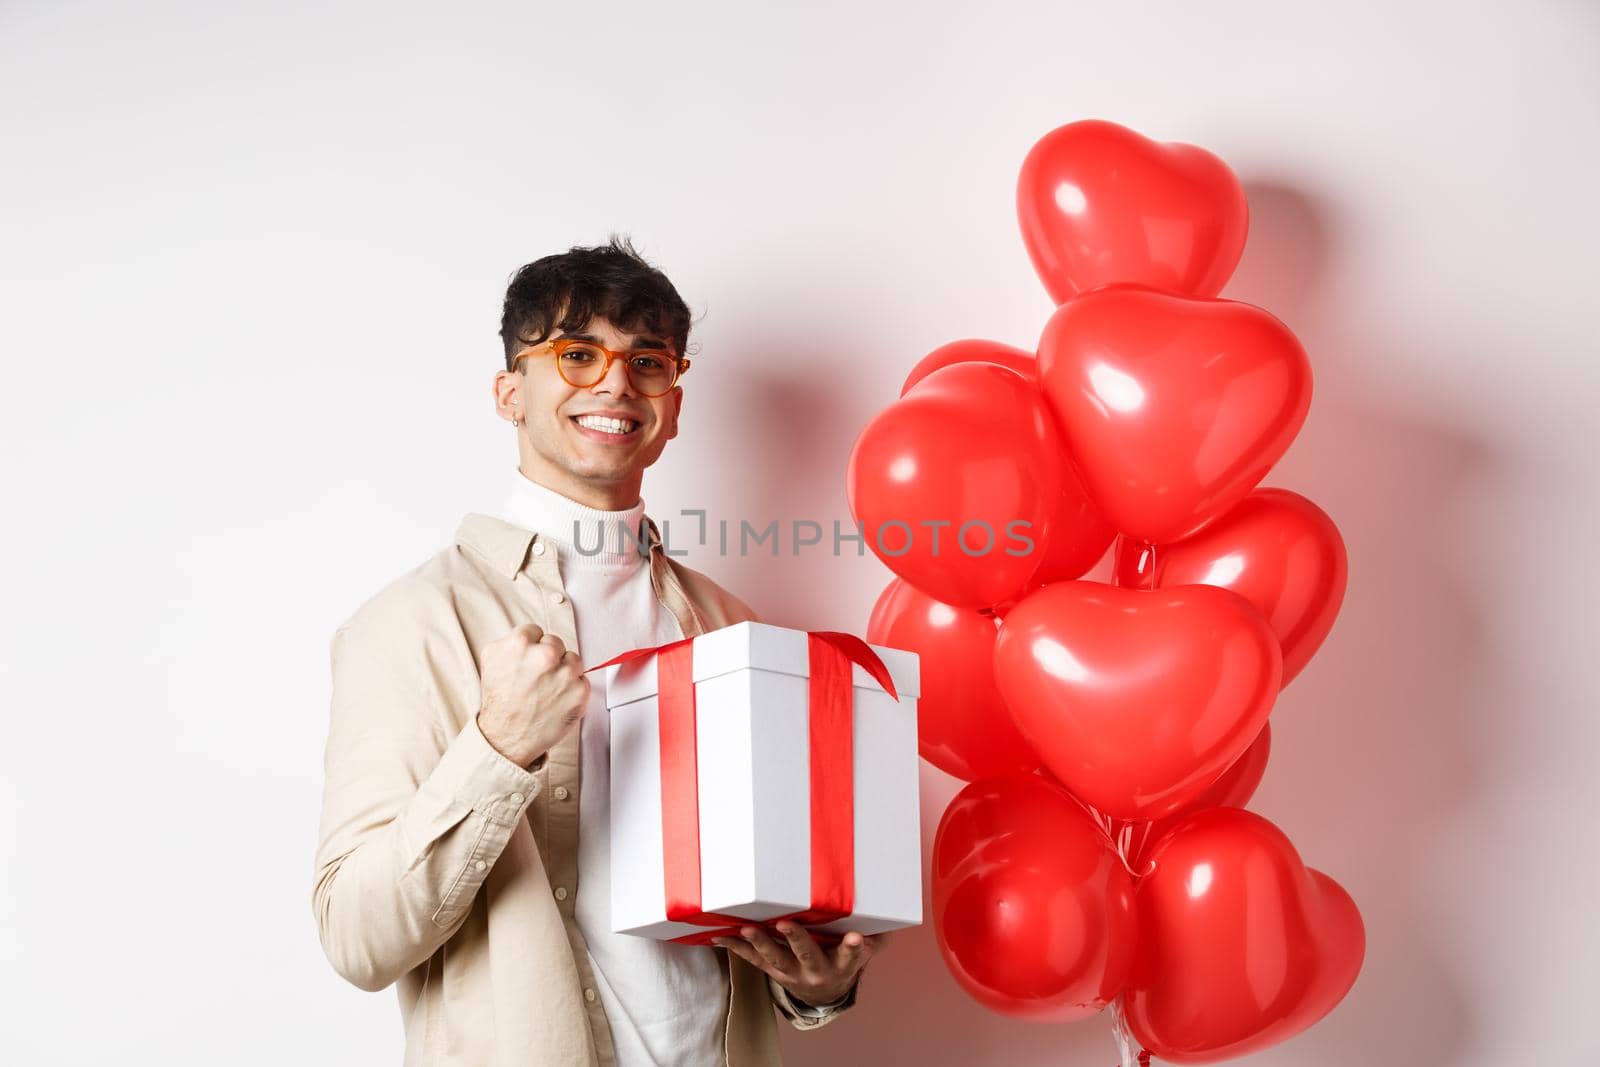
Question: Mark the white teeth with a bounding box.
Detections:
[575,414,637,435]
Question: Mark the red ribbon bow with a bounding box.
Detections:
[588,628,899,945]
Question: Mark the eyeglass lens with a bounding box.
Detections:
[557,343,678,394]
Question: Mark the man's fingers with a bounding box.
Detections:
[833,931,883,975]
[537,632,567,657]
[739,926,795,975]
[712,937,766,974]
[714,934,790,981]
[832,932,863,973]
[774,922,824,970]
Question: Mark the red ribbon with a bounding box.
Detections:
[588,629,899,945]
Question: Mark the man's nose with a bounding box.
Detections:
[592,353,637,397]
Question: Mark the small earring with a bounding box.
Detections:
[511,416,522,428]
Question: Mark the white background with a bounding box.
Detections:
[2,2,1596,1064]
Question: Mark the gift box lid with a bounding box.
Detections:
[604,621,919,707]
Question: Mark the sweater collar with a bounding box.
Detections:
[495,468,653,569]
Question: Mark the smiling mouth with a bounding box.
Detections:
[571,414,642,437]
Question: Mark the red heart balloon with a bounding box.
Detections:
[899,338,1036,396]
[933,774,1139,1021]
[847,362,1063,610]
[896,340,1115,588]
[992,581,1281,820]
[1113,488,1347,687]
[867,578,1040,782]
[1027,458,1117,587]
[1036,285,1312,545]
[1124,808,1365,1063]
[1017,119,1248,302]
[1122,722,1271,872]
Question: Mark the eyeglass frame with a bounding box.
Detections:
[512,337,691,398]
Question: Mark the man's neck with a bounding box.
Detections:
[500,468,651,564]
[515,460,641,511]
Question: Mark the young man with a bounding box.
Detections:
[312,237,884,1066]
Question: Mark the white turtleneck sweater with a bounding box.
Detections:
[496,468,728,1067]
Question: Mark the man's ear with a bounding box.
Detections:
[493,369,520,422]
[667,385,683,440]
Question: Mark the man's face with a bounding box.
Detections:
[495,316,684,507]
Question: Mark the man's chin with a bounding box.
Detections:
[563,452,652,484]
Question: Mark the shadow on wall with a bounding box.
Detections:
[702,359,879,630]
[776,180,1490,1065]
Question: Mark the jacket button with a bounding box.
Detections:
[510,792,524,805]
[532,541,546,556]
[553,592,566,604]
[584,988,596,1003]
[554,786,570,800]
[554,886,569,901]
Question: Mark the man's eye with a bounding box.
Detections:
[631,354,668,373]
[561,348,600,363]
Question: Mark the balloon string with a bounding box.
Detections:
[1108,995,1153,1066]
[1129,819,1153,877]
[1104,548,1160,1066]
[1136,541,1158,591]
[1106,816,1142,879]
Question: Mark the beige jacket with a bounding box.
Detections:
[312,512,858,1066]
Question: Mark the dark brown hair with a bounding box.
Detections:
[499,234,695,371]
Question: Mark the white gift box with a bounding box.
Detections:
[604,621,922,941]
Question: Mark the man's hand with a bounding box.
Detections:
[475,623,589,768]
[713,921,885,1008]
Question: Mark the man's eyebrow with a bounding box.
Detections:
[559,331,668,350]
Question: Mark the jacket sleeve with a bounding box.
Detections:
[311,587,544,992]
[767,972,860,1030]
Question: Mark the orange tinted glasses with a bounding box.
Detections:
[515,337,690,398]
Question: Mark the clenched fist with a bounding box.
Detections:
[475,623,590,769]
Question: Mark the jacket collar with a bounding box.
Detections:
[455,511,663,579]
